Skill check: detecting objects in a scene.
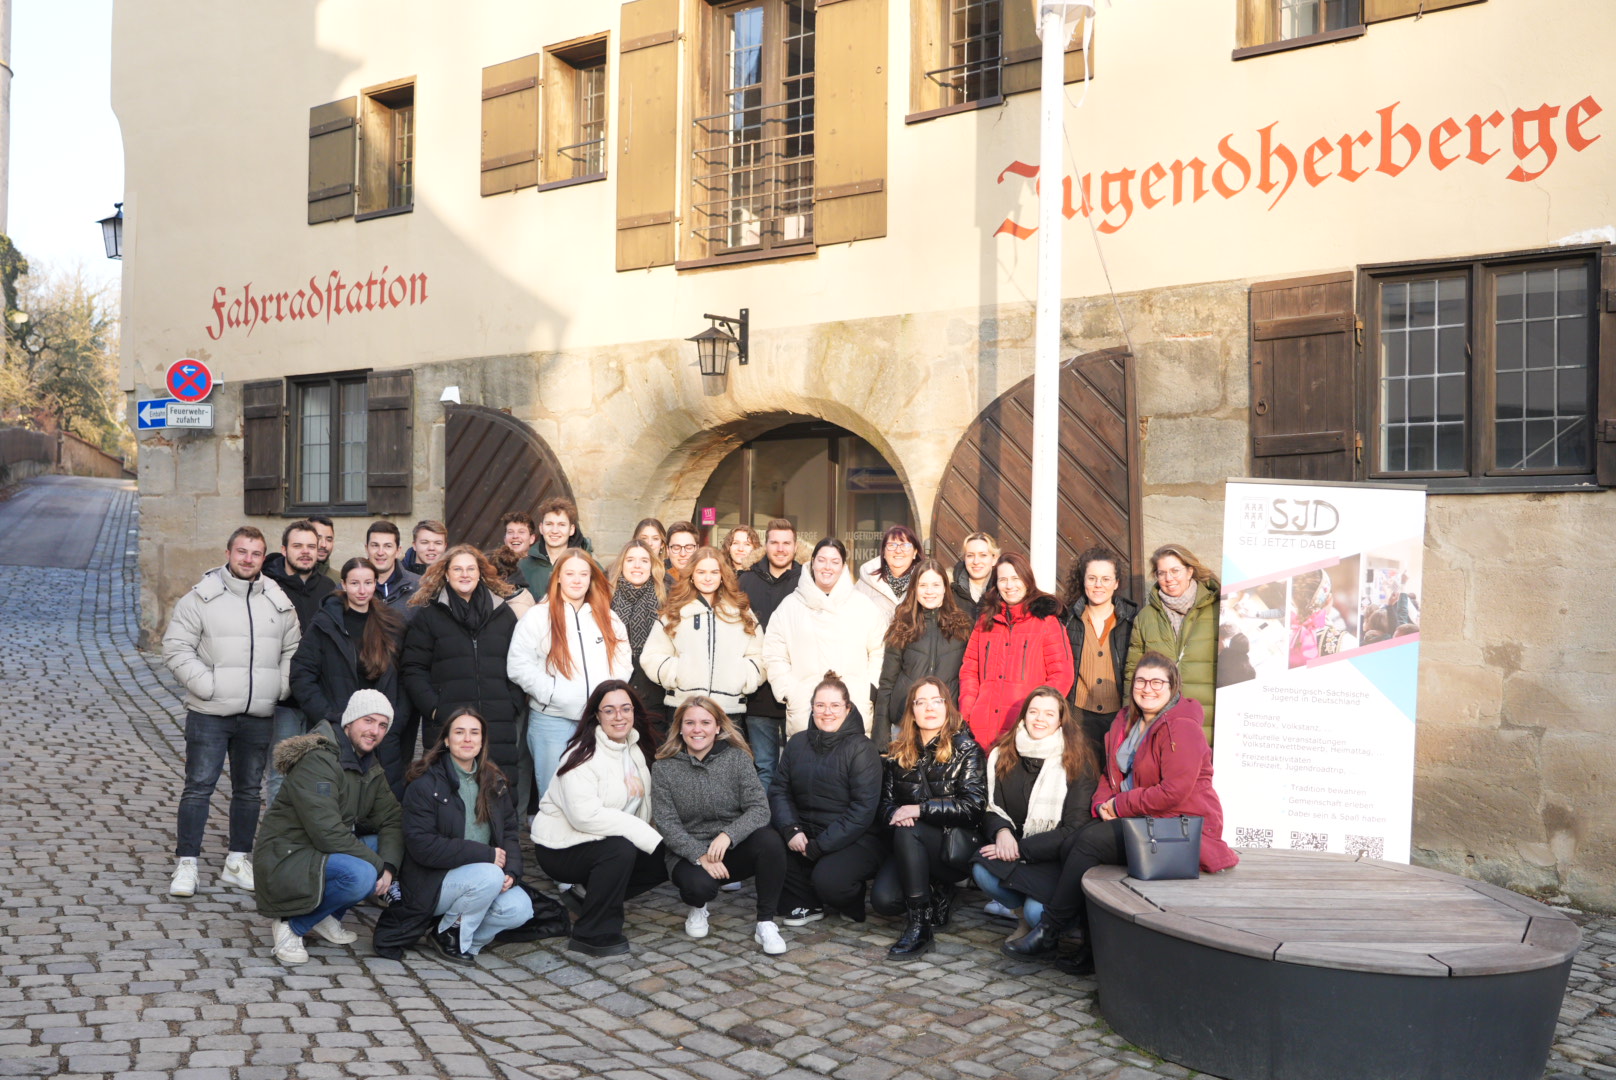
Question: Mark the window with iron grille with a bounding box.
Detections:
[931,0,1001,106]
[358,81,415,218]
[1279,0,1361,39]
[545,37,609,185]
[692,0,815,255]
[292,374,368,508]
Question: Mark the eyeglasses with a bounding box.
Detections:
[811,702,846,713]
[1156,566,1189,581]
[599,705,636,718]
[668,543,697,554]
[1132,677,1169,691]
[884,540,914,551]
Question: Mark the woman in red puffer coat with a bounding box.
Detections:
[958,554,1074,748]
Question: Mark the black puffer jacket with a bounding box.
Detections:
[981,755,1097,863]
[372,752,523,956]
[873,611,970,748]
[770,706,881,860]
[1065,594,1139,707]
[739,561,802,719]
[289,595,411,787]
[400,589,526,769]
[878,729,987,829]
[263,553,337,631]
[951,561,985,627]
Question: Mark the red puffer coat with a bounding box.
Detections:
[958,596,1075,747]
[1093,695,1238,873]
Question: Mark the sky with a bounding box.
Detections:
[7,0,122,291]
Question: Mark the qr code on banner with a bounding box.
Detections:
[1234,827,1274,848]
[1345,835,1386,859]
[1290,831,1329,851]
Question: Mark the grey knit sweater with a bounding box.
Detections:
[650,739,771,870]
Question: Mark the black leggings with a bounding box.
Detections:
[668,829,787,921]
[1041,818,1127,931]
[781,833,885,915]
[869,823,962,915]
[536,837,667,945]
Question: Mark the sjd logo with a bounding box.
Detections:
[1267,498,1339,536]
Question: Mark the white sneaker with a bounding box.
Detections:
[754,921,788,956]
[219,852,254,892]
[308,916,357,945]
[720,881,745,892]
[169,857,198,898]
[271,920,308,964]
[984,899,1016,920]
[685,905,710,939]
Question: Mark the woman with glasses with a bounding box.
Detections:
[1002,652,1238,973]
[857,525,922,629]
[958,553,1074,748]
[1062,546,1138,768]
[1126,544,1221,745]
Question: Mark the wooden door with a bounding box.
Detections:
[931,347,1142,602]
[444,406,574,550]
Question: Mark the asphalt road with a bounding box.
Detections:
[0,475,130,569]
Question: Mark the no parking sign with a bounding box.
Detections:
[166,358,214,403]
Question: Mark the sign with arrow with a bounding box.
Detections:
[166,357,214,403]
[137,399,214,430]
[136,399,170,429]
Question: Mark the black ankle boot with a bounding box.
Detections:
[887,900,933,959]
[929,880,958,929]
[1001,917,1064,959]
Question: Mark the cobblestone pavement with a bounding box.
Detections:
[0,479,1612,1080]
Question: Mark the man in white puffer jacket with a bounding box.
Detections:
[762,538,886,739]
[162,526,302,900]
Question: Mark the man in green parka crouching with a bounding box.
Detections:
[253,689,405,965]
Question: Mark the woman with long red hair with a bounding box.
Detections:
[507,549,632,801]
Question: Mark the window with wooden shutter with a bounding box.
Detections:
[357,79,416,219]
[1000,1,1089,97]
[366,370,414,514]
[1249,273,1360,483]
[815,0,887,245]
[1591,247,1615,486]
[542,36,609,188]
[1235,0,1483,58]
[616,0,681,271]
[1364,0,1484,22]
[482,55,541,196]
[242,379,287,515]
[308,98,358,224]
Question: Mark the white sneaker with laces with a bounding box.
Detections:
[169,857,198,898]
[754,921,788,956]
[271,920,309,964]
[219,852,254,892]
[308,916,358,945]
[720,881,745,892]
[685,905,710,938]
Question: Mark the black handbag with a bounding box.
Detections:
[919,762,982,870]
[1120,815,1203,880]
[491,880,571,944]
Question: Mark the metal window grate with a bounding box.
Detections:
[692,2,815,252]
[1379,277,1468,473]
[927,0,1001,105]
[1493,266,1592,471]
[564,62,607,177]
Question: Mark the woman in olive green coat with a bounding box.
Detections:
[1125,544,1220,745]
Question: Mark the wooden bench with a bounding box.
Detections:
[1082,849,1580,1080]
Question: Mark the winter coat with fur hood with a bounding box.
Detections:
[958,596,1074,747]
[761,568,887,738]
[163,566,301,718]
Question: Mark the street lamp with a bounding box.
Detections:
[686,308,749,377]
[97,203,124,260]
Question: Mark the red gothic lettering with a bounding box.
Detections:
[1428,118,1463,170]
[1212,136,1251,198]
[1170,157,1209,203]
[1302,137,1333,186]
[1508,103,1561,182]
[1139,163,1168,209]
[1567,95,1603,151]
[1256,123,1298,208]
[1465,111,1505,164]
[1337,131,1373,181]
[1376,103,1422,178]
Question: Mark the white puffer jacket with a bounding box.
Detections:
[162,567,301,717]
[639,598,765,714]
[507,600,633,719]
[531,726,660,853]
[855,555,902,632]
[762,567,887,737]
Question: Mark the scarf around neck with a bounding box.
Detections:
[985,724,1071,838]
[445,584,493,632]
[1159,580,1199,635]
[612,579,661,653]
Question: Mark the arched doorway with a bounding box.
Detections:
[694,420,913,570]
[444,405,574,549]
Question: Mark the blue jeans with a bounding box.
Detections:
[972,863,1045,929]
[176,710,273,858]
[528,710,578,802]
[746,715,786,795]
[288,835,380,937]
[263,705,307,809]
[434,863,534,954]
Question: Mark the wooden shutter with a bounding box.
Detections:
[308,98,358,224]
[366,370,414,514]
[482,55,541,196]
[616,0,680,271]
[1597,247,1616,486]
[242,379,286,515]
[1001,4,1089,97]
[814,0,888,245]
[1365,0,1485,22]
[1249,273,1359,482]
[1236,0,1277,48]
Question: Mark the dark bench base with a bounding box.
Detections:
[1091,902,1573,1080]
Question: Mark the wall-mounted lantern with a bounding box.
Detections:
[687,308,749,377]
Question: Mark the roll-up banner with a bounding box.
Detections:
[1212,478,1427,863]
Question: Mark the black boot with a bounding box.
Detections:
[1001,917,1064,959]
[887,900,933,959]
[929,880,958,929]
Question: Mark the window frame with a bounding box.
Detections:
[356,78,416,221]
[908,0,1004,123]
[1359,245,1602,492]
[287,371,370,515]
[541,34,610,191]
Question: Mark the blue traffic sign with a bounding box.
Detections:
[136,398,171,429]
[167,358,214,403]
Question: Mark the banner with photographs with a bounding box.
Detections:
[1212,479,1427,863]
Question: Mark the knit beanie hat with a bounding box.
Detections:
[341,689,394,728]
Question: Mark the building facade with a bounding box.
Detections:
[113,0,1616,906]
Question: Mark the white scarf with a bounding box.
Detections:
[985,725,1070,838]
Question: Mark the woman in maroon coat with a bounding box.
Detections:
[958,553,1074,748]
[1002,650,1236,972]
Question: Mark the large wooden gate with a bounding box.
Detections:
[931,347,1142,602]
[444,405,574,550]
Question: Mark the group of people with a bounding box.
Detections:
[162,504,1235,972]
